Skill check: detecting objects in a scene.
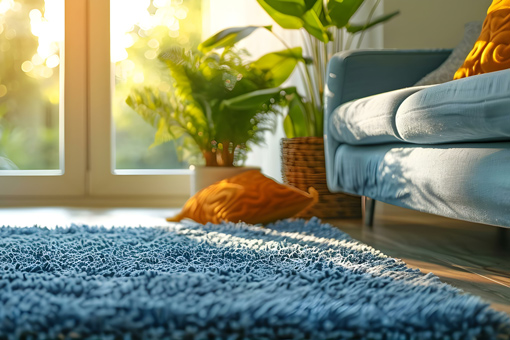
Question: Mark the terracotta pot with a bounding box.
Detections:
[281,137,361,219]
[190,165,261,195]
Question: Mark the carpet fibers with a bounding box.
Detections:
[0,218,509,339]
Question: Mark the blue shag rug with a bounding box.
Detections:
[0,218,509,340]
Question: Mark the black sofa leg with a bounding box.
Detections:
[362,196,376,228]
[498,227,509,249]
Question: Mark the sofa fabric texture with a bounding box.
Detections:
[325,50,510,227]
[329,87,427,145]
[397,69,510,144]
[329,69,510,146]
[331,143,510,227]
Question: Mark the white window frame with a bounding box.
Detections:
[0,0,87,200]
[0,0,190,207]
[87,0,190,200]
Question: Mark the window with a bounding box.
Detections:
[111,0,200,171]
[0,0,384,206]
[0,0,201,204]
[87,0,192,203]
[0,0,63,172]
[0,0,86,201]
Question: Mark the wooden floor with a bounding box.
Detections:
[328,202,510,314]
[0,204,509,314]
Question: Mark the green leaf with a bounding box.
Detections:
[309,101,323,137]
[257,0,304,29]
[304,0,318,8]
[327,0,364,28]
[126,88,163,126]
[198,26,271,52]
[284,95,309,137]
[346,11,400,33]
[251,47,304,86]
[151,118,177,148]
[222,87,297,110]
[262,0,316,17]
[158,48,195,99]
[283,114,296,138]
[302,8,330,42]
[311,0,330,27]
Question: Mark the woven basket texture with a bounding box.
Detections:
[281,137,361,219]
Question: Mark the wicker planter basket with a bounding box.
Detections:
[281,137,361,219]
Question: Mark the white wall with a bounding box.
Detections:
[383,0,491,49]
[351,0,384,49]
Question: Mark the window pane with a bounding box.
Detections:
[111,0,200,170]
[0,0,63,171]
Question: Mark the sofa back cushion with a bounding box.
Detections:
[329,87,426,145]
[396,69,510,144]
[454,0,510,79]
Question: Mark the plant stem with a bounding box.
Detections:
[322,39,328,94]
[271,31,313,99]
[313,38,321,99]
[300,29,313,59]
[357,0,382,49]
[219,141,232,167]
[309,35,321,99]
[270,30,318,136]
[203,150,217,166]
[345,34,354,50]
[339,29,344,51]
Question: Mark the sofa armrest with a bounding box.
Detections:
[324,49,452,192]
[324,49,452,117]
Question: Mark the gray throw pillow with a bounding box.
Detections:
[415,21,483,86]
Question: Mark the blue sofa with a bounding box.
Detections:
[324,50,510,228]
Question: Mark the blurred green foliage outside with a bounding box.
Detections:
[0,0,60,170]
[0,0,201,171]
[112,0,201,169]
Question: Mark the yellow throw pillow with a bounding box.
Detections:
[454,0,510,79]
[167,170,318,225]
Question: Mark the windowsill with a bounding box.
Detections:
[0,195,189,208]
[0,207,181,228]
[0,170,63,176]
[113,169,192,176]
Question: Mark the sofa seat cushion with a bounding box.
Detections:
[396,69,510,144]
[329,87,426,145]
[328,142,510,227]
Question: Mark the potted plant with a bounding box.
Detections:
[126,46,297,193]
[197,0,399,217]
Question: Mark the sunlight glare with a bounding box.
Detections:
[22,0,64,80]
[32,53,44,66]
[21,61,34,73]
[46,54,60,68]
[110,0,190,63]
[0,0,15,15]
[144,49,158,59]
